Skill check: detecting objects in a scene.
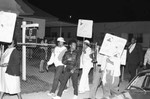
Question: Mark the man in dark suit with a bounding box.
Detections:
[126,37,143,81]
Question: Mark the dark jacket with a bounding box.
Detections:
[62,49,80,72]
[127,43,143,67]
[6,49,21,76]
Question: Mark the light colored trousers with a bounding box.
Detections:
[78,66,92,93]
[103,71,119,97]
[89,66,102,99]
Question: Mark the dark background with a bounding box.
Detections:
[23,0,150,23]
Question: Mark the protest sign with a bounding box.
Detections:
[77,19,93,38]
[0,11,17,43]
[99,33,127,58]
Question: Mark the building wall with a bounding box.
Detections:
[47,26,77,42]
[93,22,150,48]
[49,21,150,48]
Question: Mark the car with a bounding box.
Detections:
[111,69,150,99]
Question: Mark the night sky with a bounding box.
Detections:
[24,0,150,23]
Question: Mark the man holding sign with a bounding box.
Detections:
[99,33,127,98]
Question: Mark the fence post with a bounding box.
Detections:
[21,21,27,81]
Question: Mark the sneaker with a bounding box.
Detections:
[52,96,61,99]
[78,91,85,94]
[47,92,55,97]
[73,95,78,99]
[64,88,68,92]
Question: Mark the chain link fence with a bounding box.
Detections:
[17,44,55,72]
[17,41,97,75]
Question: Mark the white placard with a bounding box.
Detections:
[121,49,127,65]
[77,19,93,38]
[99,33,127,58]
[0,11,17,43]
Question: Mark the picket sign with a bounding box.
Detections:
[77,19,93,38]
[0,11,17,43]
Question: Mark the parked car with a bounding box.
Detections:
[111,69,150,99]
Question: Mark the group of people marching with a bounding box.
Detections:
[0,36,146,99]
[45,37,125,99]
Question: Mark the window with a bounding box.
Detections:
[130,74,146,89]
[52,32,57,38]
[143,75,150,90]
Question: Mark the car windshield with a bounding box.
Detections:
[128,73,150,90]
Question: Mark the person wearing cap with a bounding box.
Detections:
[46,37,67,97]
[53,39,80,99]
[78,40,93,93]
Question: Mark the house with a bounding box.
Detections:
[93,21,150,48]
[49,21,150,48]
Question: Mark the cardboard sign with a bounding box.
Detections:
[77,19,93,38]
[0,11,17,43]
[99,33,127,58]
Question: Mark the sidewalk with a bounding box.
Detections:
[2,65,129,99]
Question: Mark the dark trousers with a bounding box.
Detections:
[50,66,64,93]
[146,64,150,69]
[57,70,79,96]
[128,63,138,82]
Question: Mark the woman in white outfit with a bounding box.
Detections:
[78,40,93,93]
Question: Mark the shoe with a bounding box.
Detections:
[52,96,61,99]
[64,88,68,92]
[78,91,85,94]
[47,92,55,97]
[73,95,78,99]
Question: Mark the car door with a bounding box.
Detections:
[127,73,150,99]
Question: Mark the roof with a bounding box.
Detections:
[0,0,34,15]
[46,20,77,27]
[21,0,58,21]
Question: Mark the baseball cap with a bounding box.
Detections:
[83,40,90,44]
[57,37,65,42]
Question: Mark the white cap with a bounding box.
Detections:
[57,37,65,42]
[83,40,90,44]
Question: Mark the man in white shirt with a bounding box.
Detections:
[46,37,67,97]
[143,48,150,69]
